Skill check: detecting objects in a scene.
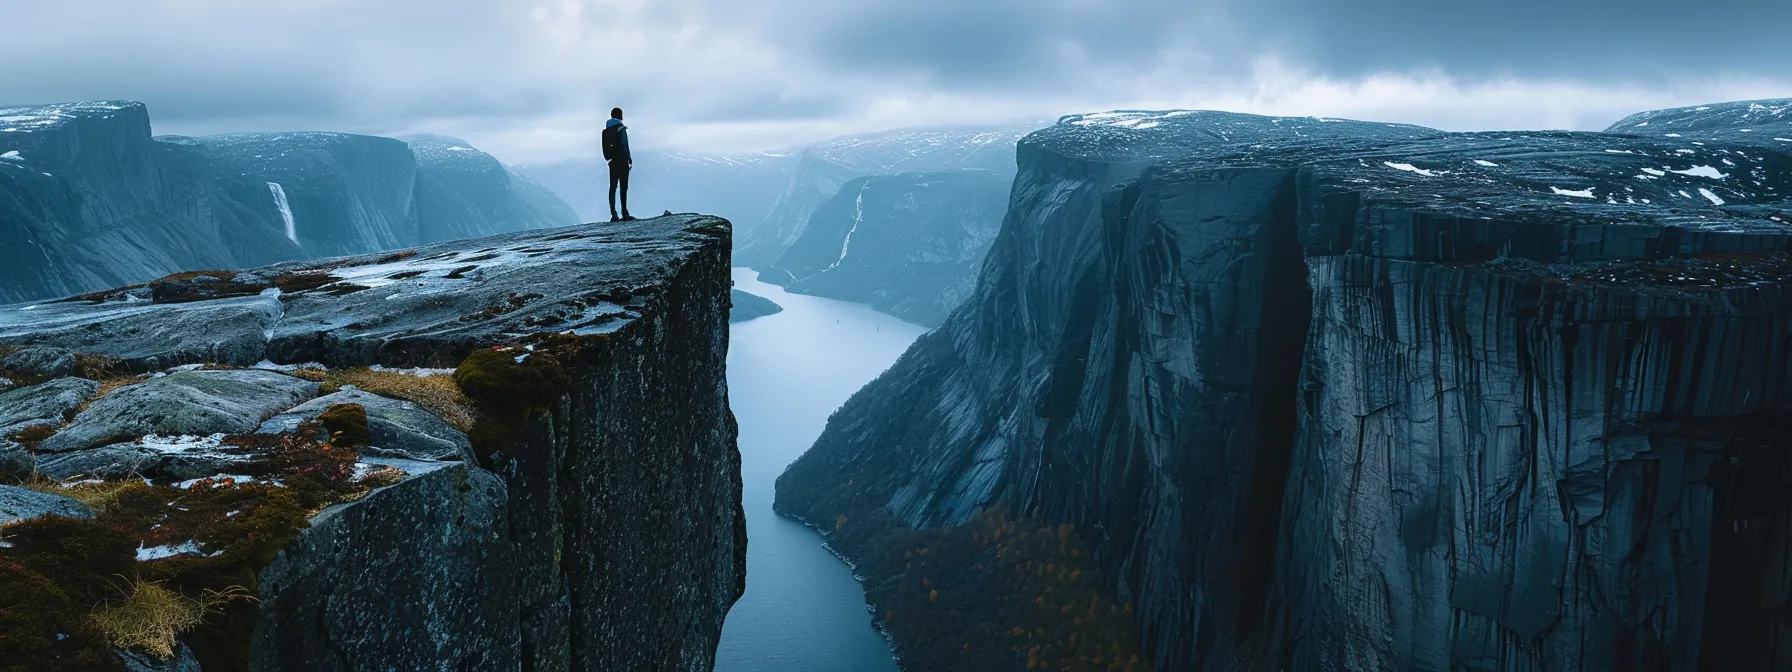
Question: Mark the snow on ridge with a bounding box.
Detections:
[1551,187,1596,199]
[1069,111,1185,129]
[1473,160,1500,167]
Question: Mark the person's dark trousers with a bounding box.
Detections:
[608,161,631,220]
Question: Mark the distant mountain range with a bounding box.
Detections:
[0,101,578,305]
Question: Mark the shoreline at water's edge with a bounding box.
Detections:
[777,508,907,669]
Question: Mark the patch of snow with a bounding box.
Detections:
[1677,190,1692,199]
[1635,121,1649,127]
[1069,111,1178,129]
[1384,162,1435,176]
[1675,149,1697,154]
[1641,167,1667,176]
[1776,138,1792,143]
[1473,160,1499,167]
[253,360,325,372]
[513,353,531,364]
[1696,106,1711,111]
[1551,187,1596,199]
[1604,149,1635,154]
[139,434,228,455]
[267,182,298,244]
[137,541,206,561]
[174,474,262,489]
[166,363,207,373]
[367,364,455,377]
[1669,165,1727,179]
[0,151,19,161]
[1699,188,1726,205]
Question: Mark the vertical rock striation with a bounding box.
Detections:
[776,106,1792,670]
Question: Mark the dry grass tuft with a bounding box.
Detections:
[285,367,329,383]
[89,578,254,660]
[24,478,148,515]
[322,367,475,432]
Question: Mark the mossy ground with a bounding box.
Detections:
[0,419,402,670]
[452,342,574,467]
[318,403,370,449]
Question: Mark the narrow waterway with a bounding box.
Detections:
[714,269,922,671]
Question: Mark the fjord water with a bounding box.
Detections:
[715,269,920,671]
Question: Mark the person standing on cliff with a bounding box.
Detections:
[602,107,634,222]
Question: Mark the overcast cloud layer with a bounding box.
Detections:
[2,0,1788,164]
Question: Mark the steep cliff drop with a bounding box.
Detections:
[776,107,1792,671]
[0,215,744,671]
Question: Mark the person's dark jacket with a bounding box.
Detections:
[602,120,631,165]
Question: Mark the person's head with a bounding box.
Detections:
[611,107,624,121]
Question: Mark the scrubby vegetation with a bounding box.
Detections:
[0,419,406,669]
[826,508,1154,672]
[90,580,253,660]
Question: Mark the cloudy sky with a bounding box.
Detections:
[4,0,1788,164]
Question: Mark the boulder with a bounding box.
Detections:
[0,484,93,525]
[2,346,77,379]
[37,370,316,454]
[254,461,516,668]
[257,388,473,462]
[0,377,98,437]
[34,443,161,480]
[0,438,30,480]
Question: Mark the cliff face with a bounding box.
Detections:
[0,216,744,671]
[0,101,579,306]
[405,134,580,244]
[0,102,282,305]
[763,169,1011,326]
[776,107,1792,670]
[737,125,1038,268]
